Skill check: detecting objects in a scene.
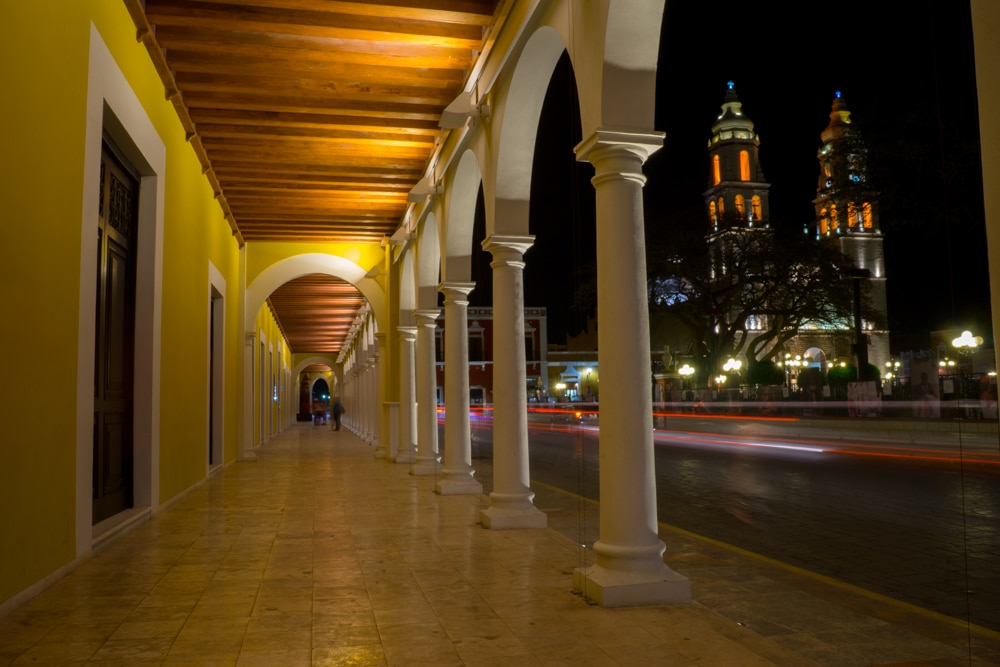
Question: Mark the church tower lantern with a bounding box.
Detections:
[703,82,771,234]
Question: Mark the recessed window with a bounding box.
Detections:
[751,195,762,221]
[709,200,717,225]
[734,194,746,221]
[713,155,721,185]
[862,202,873,228]
[739,150,750,181]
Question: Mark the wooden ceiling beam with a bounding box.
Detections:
[189,108,442,132]
[144,1,486,47]
[180,0,498,25]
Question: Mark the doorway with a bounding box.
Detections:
[93,140,138,524]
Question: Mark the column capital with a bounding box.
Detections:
[413,309,441,327]
[482,235,534,265]
[575,127,664,164]
[439,281,476,304]
[244,332,256,346]
[397,325,417,342]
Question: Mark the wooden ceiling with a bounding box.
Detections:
[128,0,501,356]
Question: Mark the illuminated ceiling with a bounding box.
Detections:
[127,0,502,355]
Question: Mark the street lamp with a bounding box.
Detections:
[679,363,694,389]
[952,330,983,402]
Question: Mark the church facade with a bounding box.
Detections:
[701,86,890,385]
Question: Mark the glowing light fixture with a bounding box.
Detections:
[952,330,983,350]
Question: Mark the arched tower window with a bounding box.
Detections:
[862,202,873,228]
[734,194,746,221]
[739,150,750,181]
[847,202,858,228]
[713,155,721,185]
[830,204,839,231]
[819,208,829,235]
[709,200,717,226]
[718,197,725,219]
[751,195,762,222]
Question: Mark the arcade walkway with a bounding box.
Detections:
[1,425,996,666]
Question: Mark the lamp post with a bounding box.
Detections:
[952,330,983,404]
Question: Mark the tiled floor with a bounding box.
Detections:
[1,424,999,666]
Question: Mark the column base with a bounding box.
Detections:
[373,443,386,459]
[238,447,258,462]
[573,564,690,607]
[479,493,547,529]
[393,449,416,464]
[435,477,483,496]
[410,457,440,476]
[572,539,691,607]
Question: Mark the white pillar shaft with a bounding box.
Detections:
[373,333,387,459]
[412,310,441,474]
[239,332,257,461]
[437,283,481,495]
[573,129,689,606]
[480,236,545,528]
[396,327,418,463]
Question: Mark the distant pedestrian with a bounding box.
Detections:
[332,398,345,431]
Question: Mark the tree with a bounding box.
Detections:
[647,219,882,366]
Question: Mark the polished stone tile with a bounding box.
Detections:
[3,425,999,666]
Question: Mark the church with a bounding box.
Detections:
[699,84,890,386]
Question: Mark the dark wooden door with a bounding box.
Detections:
[93,142,138,524]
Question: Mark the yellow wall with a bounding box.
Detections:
[0,2,243,603]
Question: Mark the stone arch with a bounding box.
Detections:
[596,0,665,131]
[803,347,827,368]
[415,212,441,309]
[309,375,331,401]
[491,25,568,237]
[291,356,337,379]
[244,253,385,332]
[398,248,417,325]
[441,149,482,283]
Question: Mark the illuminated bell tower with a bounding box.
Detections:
[704,82,771,235]
[813,92,889,368]
[703,83,772,283]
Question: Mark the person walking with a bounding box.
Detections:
[331,398,345,431]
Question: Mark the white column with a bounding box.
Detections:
[357,340,372,443]
[372,332,386,458]
[366,357,375,443]
[480,236,546,529]
[412,309,441,475]
[395,326,418,463]
[436,282,482,495]
[573,128,690,607]
[237,245,257,461]
[239,331,257,461]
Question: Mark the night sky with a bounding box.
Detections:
[515,1,990,351]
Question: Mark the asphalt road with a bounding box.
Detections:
[465,414,1000,631]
